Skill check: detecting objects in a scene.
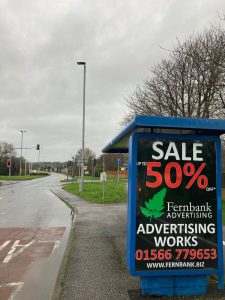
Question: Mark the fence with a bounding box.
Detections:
[106,170,128,179]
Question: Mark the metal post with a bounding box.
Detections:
[102,155,105,200]
[38,149,40,174]
[72,156,75,182]
[9,150,12,177]
[9,160,11,177]
[77,62,86,192]
[25,159,27,175]
[19,130,27,176]
[92,158,94,182]
[117,159,120,181]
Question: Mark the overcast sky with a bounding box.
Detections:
[0,0,225,162]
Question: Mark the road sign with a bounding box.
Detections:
[100,172,107,182]
[77,158,88,165]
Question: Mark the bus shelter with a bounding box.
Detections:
[102,115,225,297]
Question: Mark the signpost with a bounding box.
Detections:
[100,172,107,199]
[102,116,225,297]
[117,158,121,181]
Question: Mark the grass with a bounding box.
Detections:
[63,180,127,204]
[0,175,48,181]
[63,184,225,218]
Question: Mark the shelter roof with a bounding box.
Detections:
[102,116,225,153]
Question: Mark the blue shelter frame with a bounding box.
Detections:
[102,116,225,296]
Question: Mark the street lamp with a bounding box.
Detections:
[77,61,86,192]
[19,130,27,176]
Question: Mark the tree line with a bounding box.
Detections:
[0,142,128,177]
[69,147,128,177]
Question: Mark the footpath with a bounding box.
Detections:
[52,188,225,300]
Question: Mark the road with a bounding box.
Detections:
[0,174,71,300]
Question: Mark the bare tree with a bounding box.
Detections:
[98,153,128,171]
[75,147,96,175]
[0,141,16,162]
[124,26,225,123]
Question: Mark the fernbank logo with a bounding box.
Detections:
[140,188,167,222]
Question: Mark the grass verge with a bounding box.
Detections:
[0,175,48,181]
[63,180,127,204]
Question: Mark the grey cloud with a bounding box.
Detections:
[0,0,224,161]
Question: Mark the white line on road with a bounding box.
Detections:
[37,240,61,254]
[3,240,35,263]
[0,282,24,300]
[0,240,11,252]
[52,240,60,253]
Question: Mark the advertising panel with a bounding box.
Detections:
[133,134,218,272]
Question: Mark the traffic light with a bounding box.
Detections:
[36,144,40,150]
[7,159,11,168]
[68,160,73,167]
[93,159,97,166]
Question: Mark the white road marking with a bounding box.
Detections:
[3,240,35,263]
[52,240,60,253]
[37,240,61,254]
[0,282,24,300]
[0,240,11,251]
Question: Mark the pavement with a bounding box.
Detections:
[52,188,225,300]
[52,187,139,300]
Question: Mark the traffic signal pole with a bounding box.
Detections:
[38,149,40,174]
[7,159,12,177]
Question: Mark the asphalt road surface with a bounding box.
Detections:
[0,174,71,300]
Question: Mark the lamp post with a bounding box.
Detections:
[19,130,27,176]
[77,61,86,192]
[72,155,75,182]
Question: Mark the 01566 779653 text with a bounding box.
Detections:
[135,248,217,261]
